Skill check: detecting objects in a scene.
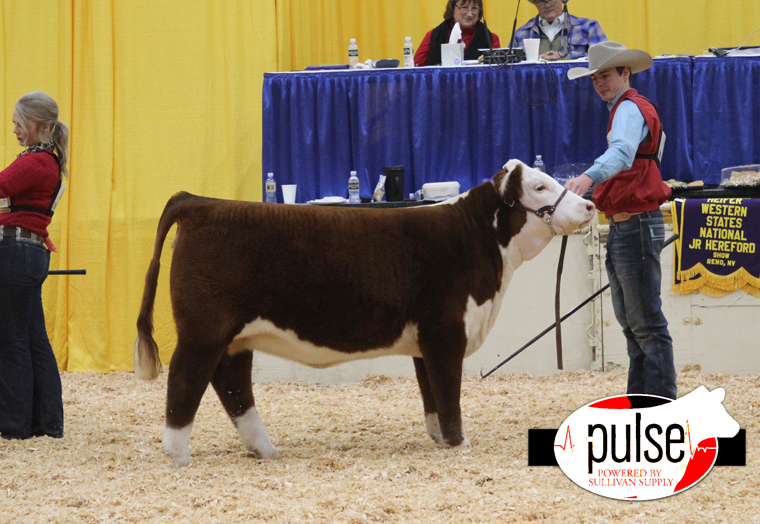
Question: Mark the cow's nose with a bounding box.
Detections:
[585,202,595,213]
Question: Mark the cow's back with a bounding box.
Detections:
[169,191,503,354]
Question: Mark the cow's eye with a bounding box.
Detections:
[536,185,545,191]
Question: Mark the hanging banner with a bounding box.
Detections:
[671,198,760,297]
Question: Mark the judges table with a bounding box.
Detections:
[262,56,760,204]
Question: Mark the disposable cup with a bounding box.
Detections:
[524,39,540,62]
[282,184,297,204]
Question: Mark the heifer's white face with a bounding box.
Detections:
[458,161,595,362]
[500,160,596,242]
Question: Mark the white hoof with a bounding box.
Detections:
[454,436,472,449]
[168,453,192,467]
[236,407,281,460]
[164,423,193,467]
[425,413,445,444]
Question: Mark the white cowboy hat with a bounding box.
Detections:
[567,41,653,80]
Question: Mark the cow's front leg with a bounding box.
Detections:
[417,321,470,448]
[211,349,279,460]
[413,357,444,444]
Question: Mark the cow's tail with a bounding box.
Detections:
[134,191,197,380]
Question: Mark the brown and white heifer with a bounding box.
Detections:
[135,159,595,466]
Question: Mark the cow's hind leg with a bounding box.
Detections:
[163,337,226,467]
[417,321,470,448]
[413,357,444,444]
[211,349,279,460]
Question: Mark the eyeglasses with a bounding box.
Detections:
[455,4,480,14]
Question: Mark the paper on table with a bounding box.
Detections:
[307,196,348,205]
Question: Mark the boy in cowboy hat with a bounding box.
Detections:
[566,41,676,400]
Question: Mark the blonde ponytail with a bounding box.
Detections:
[50,120,70,178]
[15,91,69,178]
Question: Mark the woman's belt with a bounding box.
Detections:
[0,225,45,245]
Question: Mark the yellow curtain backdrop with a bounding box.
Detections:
[2,1,758,373]
[276,0,760,71]
[1,1,73,368]
[2,1,276,372]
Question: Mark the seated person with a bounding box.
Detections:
[513,0,606,61]
[415,0,500,67]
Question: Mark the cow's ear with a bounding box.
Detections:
[501,162,524,205]
[495,163,528,246]
[492,167,508,191]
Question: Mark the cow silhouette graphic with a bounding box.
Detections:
[554,386,740,501]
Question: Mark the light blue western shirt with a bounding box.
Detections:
[585,88,651,186]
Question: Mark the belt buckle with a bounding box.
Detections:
[14,227,40,244]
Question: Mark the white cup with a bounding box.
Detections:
[523,38,540,62]
[282,184,297,204]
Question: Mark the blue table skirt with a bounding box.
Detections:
[262,57,760,203]
[692,56,760,181]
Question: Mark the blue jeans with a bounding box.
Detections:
[606,210,676,399]
[0,237,64,439]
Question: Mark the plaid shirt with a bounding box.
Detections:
[513,14,606,59]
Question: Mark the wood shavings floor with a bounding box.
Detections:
[1,370,757,523]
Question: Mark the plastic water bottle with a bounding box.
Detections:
[348,170,361,203]
[533,155,545,173]
[348,39,359,67]
[265,172,277,203]
[403,37,414,68]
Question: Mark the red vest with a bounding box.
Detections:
[592,89,672,217]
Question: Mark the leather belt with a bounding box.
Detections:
[0,225,45,245]
[610,211,643,223]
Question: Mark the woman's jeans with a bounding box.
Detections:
[0,236,64,439]
[606,210,677,400]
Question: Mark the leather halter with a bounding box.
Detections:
[505,185,571,367]
[506,187,569,236]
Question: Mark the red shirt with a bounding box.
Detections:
[0,152,60,238]
[415,25,501,67]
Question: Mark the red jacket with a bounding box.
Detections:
[592,90,672,217]
[0,152,60,238]
[414,23,501,67]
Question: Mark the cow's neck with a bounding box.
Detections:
[453,182,554,266]
[502,214,554,269]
